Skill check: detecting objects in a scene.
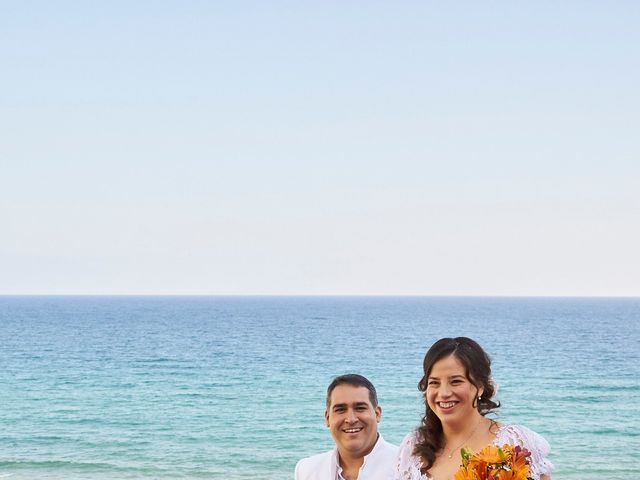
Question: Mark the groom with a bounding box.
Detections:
[294,374,398,480]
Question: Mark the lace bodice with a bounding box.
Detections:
[393,424,553,480]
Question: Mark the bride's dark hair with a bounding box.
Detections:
[414,337,500,474]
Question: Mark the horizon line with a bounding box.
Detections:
[0,293,638,299]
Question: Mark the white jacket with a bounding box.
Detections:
[295,434,398,480]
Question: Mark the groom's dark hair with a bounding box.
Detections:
[326,373,378,407]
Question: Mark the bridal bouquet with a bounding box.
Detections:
[453,444,533,480]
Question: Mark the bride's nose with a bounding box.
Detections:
[439,383,452,397]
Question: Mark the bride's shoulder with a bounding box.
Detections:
[494,423,550,453]
[493,423,554,479]
[398,430,420,450]
[495,423,543,437]
[395,430,427,480]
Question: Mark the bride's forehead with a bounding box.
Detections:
[429,355,466,375]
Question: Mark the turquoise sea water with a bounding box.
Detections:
[0,296,638,479]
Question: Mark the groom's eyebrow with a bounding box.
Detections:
[331,401,369,410]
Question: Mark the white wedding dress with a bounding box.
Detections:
[393,424,553,480]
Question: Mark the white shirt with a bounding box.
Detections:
[295,434,398,480]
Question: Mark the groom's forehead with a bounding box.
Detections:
[327,384,372,407]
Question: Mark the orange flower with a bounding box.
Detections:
[469,445,506,466]
[490,467,530,480]
[455,444,533,480]
[511,454,530,473]
[453,465,477,480]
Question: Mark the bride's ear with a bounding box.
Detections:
[477,381,489,400]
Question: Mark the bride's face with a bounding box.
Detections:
[425,354,483,426]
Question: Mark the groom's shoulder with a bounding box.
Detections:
[294,449,333,478]
[379,435,399,451]
[375,435,399,458]
[364,436,398,474]
[296,449,333,465]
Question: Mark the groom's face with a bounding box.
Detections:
[324,384,382,460]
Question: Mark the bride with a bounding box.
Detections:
[394,337,553,480]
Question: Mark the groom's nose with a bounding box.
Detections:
[344,408,358,423]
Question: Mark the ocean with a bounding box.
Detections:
[0,296,638,479]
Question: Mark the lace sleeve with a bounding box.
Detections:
[495,424,553,479]
[393,431,427,480]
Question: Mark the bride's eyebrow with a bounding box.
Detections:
[429,374,465,380]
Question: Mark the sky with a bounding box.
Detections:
[1,1,639,296]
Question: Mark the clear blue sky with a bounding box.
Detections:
[2,1,638,295]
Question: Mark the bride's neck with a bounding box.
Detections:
[442,414,486,440]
